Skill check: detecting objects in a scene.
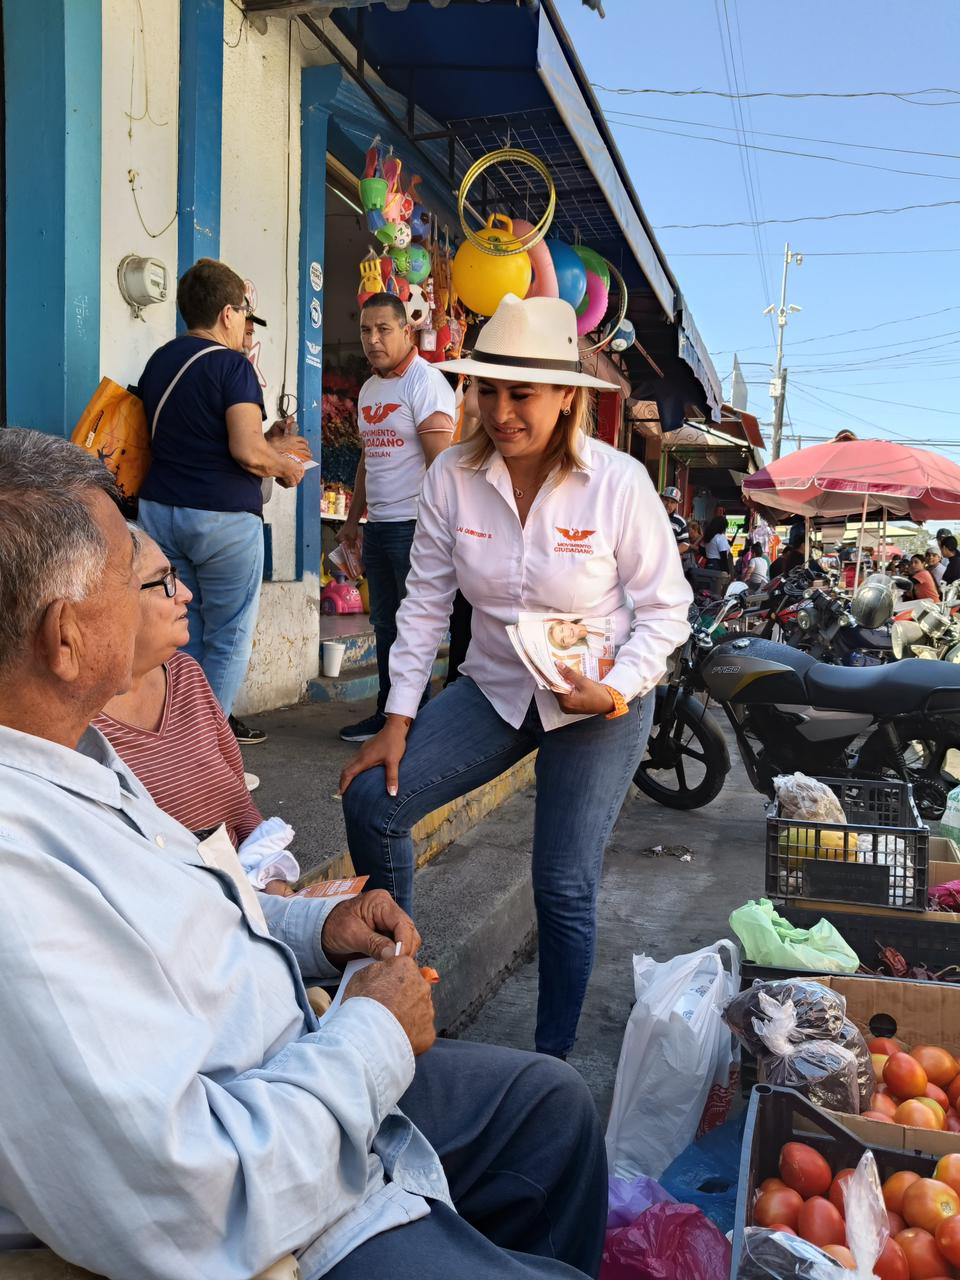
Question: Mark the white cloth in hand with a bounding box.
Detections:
[237,816,300,889]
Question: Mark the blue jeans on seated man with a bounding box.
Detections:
[138,500,264,718]
[342,676,653,1058]
[363,519,429,714]
[322,1038,607,1280]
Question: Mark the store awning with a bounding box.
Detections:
[303,0,721,427]
[716,404,764,451]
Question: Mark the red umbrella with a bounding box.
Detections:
[743,438,960,520]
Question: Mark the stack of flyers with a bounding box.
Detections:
[296,874,368,899]
[506,612,616,693]
[329,539,363,580]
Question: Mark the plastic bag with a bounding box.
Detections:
[605,942,740,1180]
[737,1151,888,1278]
[839,1019,874,1113]
[729,899,860,973]
[730,990,861,1112]
[940,781,960,845]
[774,773,847,824]
[600,1201,732,1280]
[724,980,847,1054]
[607,1175,675,1229]
[660,1109,746,1234]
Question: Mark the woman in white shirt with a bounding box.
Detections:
[702,516,732,574]
[339,295,692,1057]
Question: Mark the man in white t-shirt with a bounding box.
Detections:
[338,295,456,742]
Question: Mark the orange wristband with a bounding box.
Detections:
[605,687,629,719]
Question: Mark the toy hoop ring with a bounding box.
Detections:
[581,260,629,354]
[458,149,556,256]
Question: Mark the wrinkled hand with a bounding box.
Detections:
[554,663,617,717]
[343,956,436,1056]
[336,520,362,548]
[265,416,296,441]
[276,454,305,489]
[321,888,421,964]
[263,879,295,897]
[339,715,411,798]
[275,433,313,461]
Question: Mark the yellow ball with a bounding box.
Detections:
[452,217,532,316]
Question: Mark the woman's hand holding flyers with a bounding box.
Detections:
[554,664,618,717]
[339,715,412,798]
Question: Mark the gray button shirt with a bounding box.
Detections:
[0,725,451,1278]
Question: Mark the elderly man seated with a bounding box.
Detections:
[0,429,606,1280]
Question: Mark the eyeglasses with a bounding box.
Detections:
[231,302,252,316]
[140,568,178,598]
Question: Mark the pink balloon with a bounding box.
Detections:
[577,272,608,335]
[513,218,558,298]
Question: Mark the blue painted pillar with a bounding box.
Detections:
[4,1,101,435]
[177,0,223,324]
[296,66,342,582]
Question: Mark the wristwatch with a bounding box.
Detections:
[605,686,629,720]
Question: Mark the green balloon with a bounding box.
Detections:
[572,245,610,290]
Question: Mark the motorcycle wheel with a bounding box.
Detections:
[897,716,960,820]
[633,695,729,810]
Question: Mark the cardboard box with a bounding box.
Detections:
[797,846,960,923]
[804,973,960,1157]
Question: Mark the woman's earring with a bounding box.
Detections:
[562,407,571,416]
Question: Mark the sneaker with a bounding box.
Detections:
[230,714,268,745]
[244,771,260,792]
[338,711,386,743]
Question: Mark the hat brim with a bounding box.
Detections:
[249,314,266,327]
[436,353,618,392]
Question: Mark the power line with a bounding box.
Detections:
[668,247,960,256]
[711,305,960,354]
[604,114,960,181]
[657,197,960,228]
[592,83,960,105]
[600,105,960,162]
[792,381,960,417]
[785,326,960,359]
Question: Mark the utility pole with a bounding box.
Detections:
[765,242,803,460]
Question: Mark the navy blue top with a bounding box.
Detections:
[138,336,266,516]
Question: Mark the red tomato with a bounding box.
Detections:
[935,1155,960,1198]
[871,1037,904,1056]
[888,1210,907,1236]
[885,1172,922,1215]
[895,1226,953,1279]
[821,1243,855,1268]
[766,1223,796,1235]
[829,1169,855,1215]
[779,1142,833,1199]
[935,1213,960,1267]
[926,1083,951,1110]
[912,1046,960,1089]
[947,1074,960,1110]
[895,1100,942,1131]
[864,1110,896,1123]
[947,1111,960,1134]
[754,1186,803,1230]
[872,1092,900,1118]
[915,1098,947,1130]
[875,1236,910,1280]
[901,1178,960,1234]
[759,1177,788,1194]
[886,1053,930,1100]
[797,1196,846,1248]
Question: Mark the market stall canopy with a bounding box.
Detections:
[265,0,722,427]
[743,438,960,520]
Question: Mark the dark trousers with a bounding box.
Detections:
[363,520,424,714]
[325,1039,607,1279]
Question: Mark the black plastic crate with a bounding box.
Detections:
[765,776,928,912]
[781,904,960,974]
[731,1085,939,1278]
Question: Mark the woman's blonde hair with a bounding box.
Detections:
[461,384,594,481]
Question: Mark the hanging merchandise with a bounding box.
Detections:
[452,215,532,316]
[514,217,558,298]
[390,243,431,285]
[582,260,630,355]
[409,203,432,243]
[357,250,387,305]
[359,139,389,236]
[571,245,610,335]
[405,284,431,328]
[609,318,636,353]
[546,239,588,310]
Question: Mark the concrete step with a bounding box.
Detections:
[308,657,448,703]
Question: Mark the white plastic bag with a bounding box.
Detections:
[605,940,740,1180]
[940,782,960,845]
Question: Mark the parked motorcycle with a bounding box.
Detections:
[634,595,960,818]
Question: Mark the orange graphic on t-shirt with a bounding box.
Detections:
[361,402,401,425]
[556,528,595,542]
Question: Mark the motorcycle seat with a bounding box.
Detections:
[805,657,960,715]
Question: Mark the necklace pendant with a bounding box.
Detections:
[513,486,524,499]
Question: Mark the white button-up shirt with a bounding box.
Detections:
[385,432,693,730]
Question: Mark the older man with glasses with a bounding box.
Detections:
[136,257,312,745]
[0,427,607,1280]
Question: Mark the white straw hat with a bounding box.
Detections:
[437,294,619,391]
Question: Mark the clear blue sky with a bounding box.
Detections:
[554,0,960,458]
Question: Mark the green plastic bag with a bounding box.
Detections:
[729,898,859,974]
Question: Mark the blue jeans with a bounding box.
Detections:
[325,1040,606,1279]
[363,520,427,714]
[138,500,264,717]
[342,677,653,1056]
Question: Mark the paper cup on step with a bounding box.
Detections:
[322,641,346,679]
